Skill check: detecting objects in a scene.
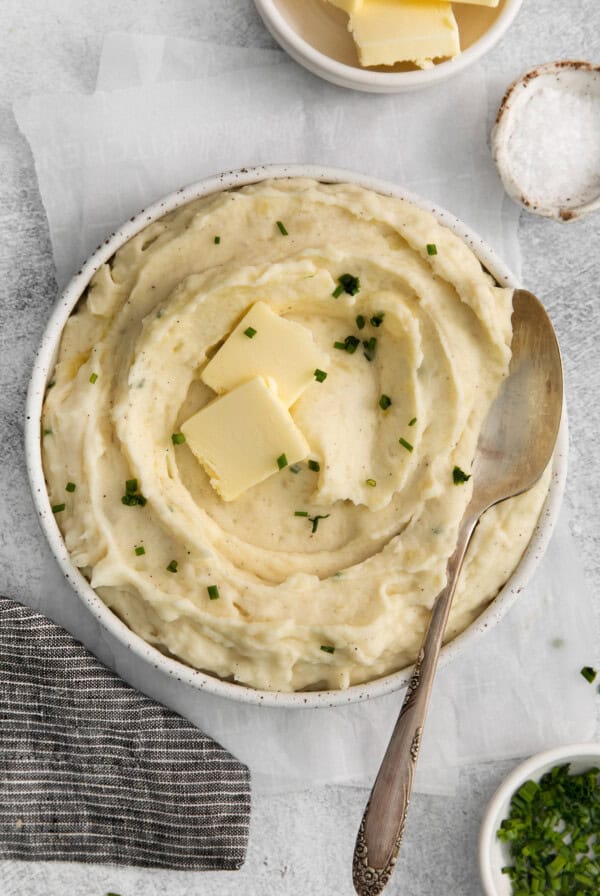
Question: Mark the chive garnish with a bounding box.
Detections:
[399,438,413,453]
[214,236,221,244]
[121,479,147,507]
[379,394,391,410]
[308,514,329,534]
[453,465,471,484]
[207,584,220,600]
[426,243,438,256]
[363,336,377,361]
[276,453,288,470]
[337,273,360,295]
[295,511,309,517]
[356,314,366,330]
[370,313,384,328]
[365,479,376,488]
[43,428,53,436]
[408,417,417,426]
[334,341,346,350]
[89,372,98,384]
[308,460,320,472]
[134,545,146,556]
[171,432,186,445]
[332,273,360,298]
[289,464,302,474]
[276,220,288,236]
[166,560,178,573]
[581,666,598,684]
[314,369,328,383]
[344,335,360,354]
[65,482,76,493]
[47,381,55,389]
[244,326,257,339]
[320,645,335,654]
[51,503,65,513]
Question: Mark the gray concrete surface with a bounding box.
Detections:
[1,1,599,894]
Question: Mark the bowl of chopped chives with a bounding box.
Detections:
[479,743,600,895]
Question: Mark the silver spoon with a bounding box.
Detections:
[352,289,564,896]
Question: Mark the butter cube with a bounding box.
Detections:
[349,0,460,69]
[181,377,310,501]
[201,302,327,407]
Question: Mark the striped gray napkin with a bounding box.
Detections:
[0,597,250,870]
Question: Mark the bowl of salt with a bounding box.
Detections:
[492,61,600,221]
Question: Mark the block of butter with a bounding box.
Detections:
[181,377,310,501]
[201,301,328,407]
[348,0,460,68]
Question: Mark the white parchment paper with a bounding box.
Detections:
[14,33,597,795]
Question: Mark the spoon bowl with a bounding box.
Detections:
[353,289,564,895]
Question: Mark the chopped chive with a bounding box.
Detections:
[580,666,598,684]
[370,313,384,328]
[134,545,146,556]
[356,314,366,330]
[166,560,178,573]
[365,479,376,487]
[51,503,65,513]
[308,460,320,472]
[207,584,220,600]
[276,220,288,236]
[363,336,377,361]
[214,235,221,244]
[314,369,328,383]
[126,479,138,494]
[320,645,335,654]
[89,372,98,384]
[171,432,186,445]
[332,284,344,299]
[43,428,53,436]
[46,380,55,390]
[308,514,329,534]
[289,464,302,474]
[453,465,471,484]
[65,482,76,493]
[295,511,309,517]
[136,495,147,507]
[379,394,392,410]
[426,243,438,256]
[244,326,257,339]
[338,273,360,295]
[399,437,413,453]
[408,417,417,426]
[334,341,346,350]
[344,335,360,354]
[276,453,288,470]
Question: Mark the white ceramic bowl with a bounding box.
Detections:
[254,0,524,93]
[479,742,600,896]
[26,163,567,708]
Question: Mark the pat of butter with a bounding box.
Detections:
[348,1,460,69]
[181,377,310,502]
[202,302,327,407]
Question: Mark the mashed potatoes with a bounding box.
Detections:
[42,179,549,691]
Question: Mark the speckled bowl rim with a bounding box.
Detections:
[253,0,524,94]
[25,163,567,708]
[492,61,600,221]
[479,742,600,896]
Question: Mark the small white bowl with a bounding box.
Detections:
[479,742,600,896]
[253,0,524,93]
[26,163,567,708]
[493,61,600,221]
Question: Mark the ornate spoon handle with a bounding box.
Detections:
[352,513,479,896]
